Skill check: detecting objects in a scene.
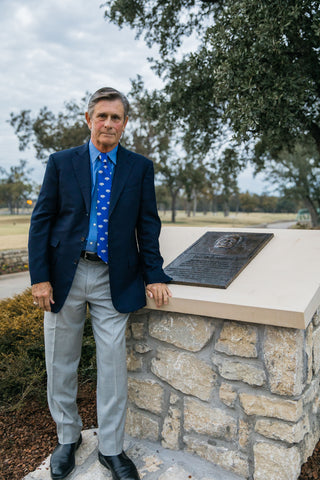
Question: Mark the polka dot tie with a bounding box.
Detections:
[96,153,113,263]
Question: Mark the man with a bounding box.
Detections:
[29,87,172,480]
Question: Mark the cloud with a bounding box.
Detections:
[0,0,270,193]
[0,0,163,182]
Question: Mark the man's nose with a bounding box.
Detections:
[103,117,112,127]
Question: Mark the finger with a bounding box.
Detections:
[163,290,169,305]
[43,298,52,312]
[155,288,163,307]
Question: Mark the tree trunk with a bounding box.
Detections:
[223,201,230,217]
[304,196,320,227]
[186,200,191,217]
[171,190,178,223]
[8,201,14,215]
[192,188,197,216]
[212,197,218,215]
[310,123,320,157]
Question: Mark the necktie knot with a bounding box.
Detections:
[98,153,108,164]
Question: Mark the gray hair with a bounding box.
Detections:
[87,87,130,119]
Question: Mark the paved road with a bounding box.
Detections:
[265,221,297,229]
[0,271,30,300]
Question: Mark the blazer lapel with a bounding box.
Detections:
[72,143,91,213]
[109,144,134,217]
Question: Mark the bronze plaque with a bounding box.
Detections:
[164,231,274,288]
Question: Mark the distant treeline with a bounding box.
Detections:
[155,186,299,216]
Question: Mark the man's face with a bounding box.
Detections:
[85,99,128,152]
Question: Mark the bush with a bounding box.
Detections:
[0,290,96,412]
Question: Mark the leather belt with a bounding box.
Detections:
[80,251,104,262]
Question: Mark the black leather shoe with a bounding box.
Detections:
[98,451,140,480]
[50,434,82,480]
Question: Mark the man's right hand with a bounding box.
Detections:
[32,282,55,312]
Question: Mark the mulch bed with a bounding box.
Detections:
[0,382,319,480]
[0,383,97,480]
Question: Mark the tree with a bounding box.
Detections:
[239,192,260,213]
[103,1,320,156]
[180,159,207,216]
[124,78,191,223]
[9,97,90,162]
[256,137,320,226]
[214,148,242,216]
[0,160,34,214]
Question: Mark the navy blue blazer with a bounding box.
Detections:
[28,142,171,313]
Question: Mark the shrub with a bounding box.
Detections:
[0,289,96,412]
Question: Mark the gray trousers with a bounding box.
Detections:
[44,258,129,455]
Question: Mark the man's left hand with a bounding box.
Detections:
[146,283,172,308]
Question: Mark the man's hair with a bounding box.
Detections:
[87,87,130,119]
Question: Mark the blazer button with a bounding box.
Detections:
[81,236,85,242]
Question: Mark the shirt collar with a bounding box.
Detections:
[89,140,118,165]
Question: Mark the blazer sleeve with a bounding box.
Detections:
[28,155,58,285]
[136,161,172,285]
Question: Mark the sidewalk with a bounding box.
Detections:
[0,270,30,300]
[23,430,245,480]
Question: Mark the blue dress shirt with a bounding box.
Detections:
[85,140,118,252]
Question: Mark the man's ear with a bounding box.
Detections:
[123,115,129,131]
[85,111,92,129]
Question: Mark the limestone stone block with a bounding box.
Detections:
[312,395,320,415]
[128,377,164,414]
[302,423,320,463]
[74,460,107,480]
[306,322,313,384]
[161,405,181,450]
[312,307,320,327]
[184,398,237,440]
[75,429,98,465]
[219,383,237,407]
[239,393,303,422]
[264,326,304,396]
[170,393,180,404]
[255,415,310,443]
[138,454,163,475]
[151,348,216,401]
[131,322,145,340]
[126,347,143,371]
[312,326,320,375]
[184,435,249,478]
[125,323,131,340]
[303,377,319,406]
[213,354,266,386]
[253,442,301,480]
[125,407,159,441]
[158,465,196,480]
[239,419,251,449]
[149,311,215,352]
[215,321,258,358]
[134,342,152,354]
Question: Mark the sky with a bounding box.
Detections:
[0,0,270,194]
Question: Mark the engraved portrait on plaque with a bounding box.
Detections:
[164,231,274,288]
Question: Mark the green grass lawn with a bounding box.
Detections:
[0,215,31,250]
[159,210,296,227]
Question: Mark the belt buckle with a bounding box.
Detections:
[82,251,91,261]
